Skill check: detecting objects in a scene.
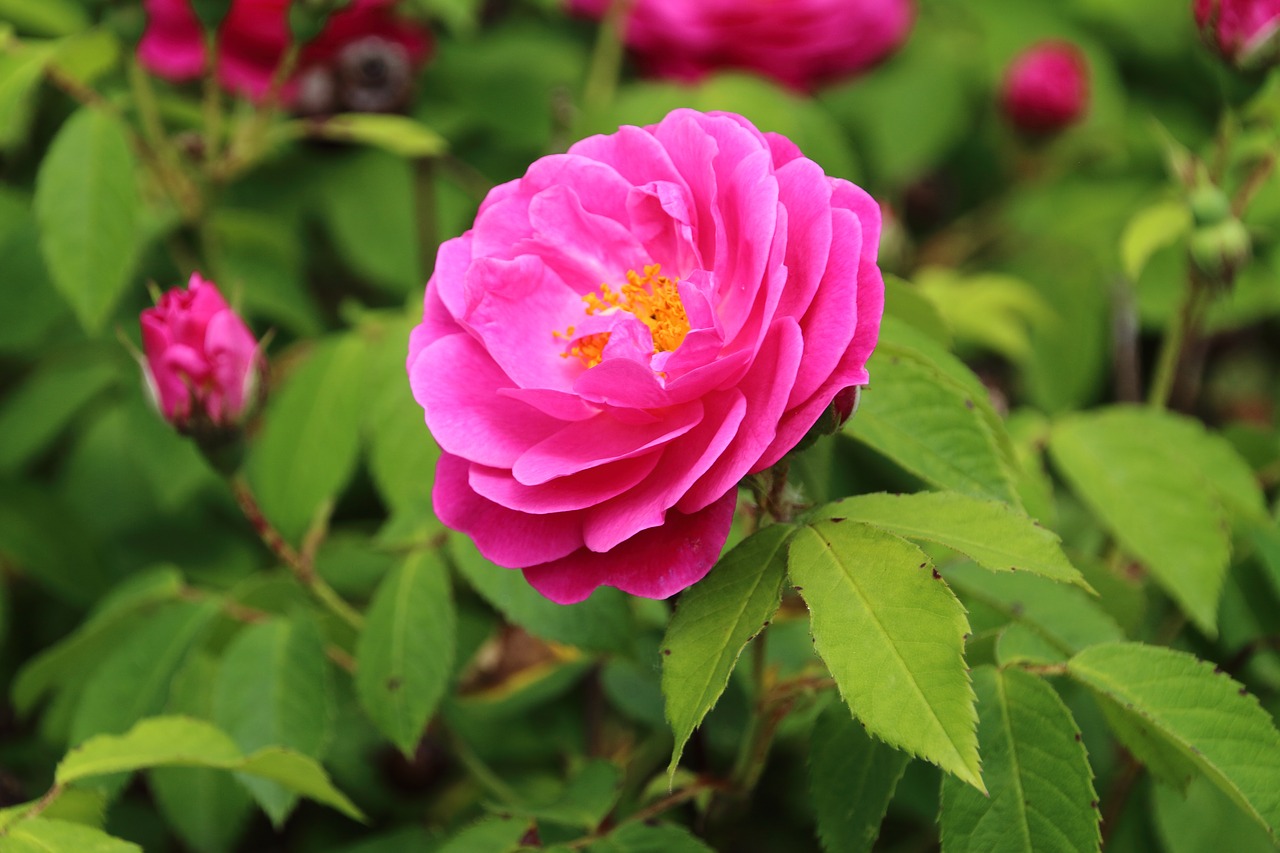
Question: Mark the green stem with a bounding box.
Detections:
[1147,275,1205,410]
[581,0,632,123]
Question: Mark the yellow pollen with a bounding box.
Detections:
[555,264,690,368]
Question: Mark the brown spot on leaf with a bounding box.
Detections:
[932,569,942,579]
[662,649,672,656]
[386,677,403,692]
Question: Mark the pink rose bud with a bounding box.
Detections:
[1001,42,1089,135]
[140,273,261,432]
[1194,0,1280,69]
[568,0,914,92]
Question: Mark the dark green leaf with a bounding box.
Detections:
[317,149,421,294]
[586,822,715,853]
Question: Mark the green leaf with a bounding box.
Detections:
[69,599,220,746]
[1153,775,1278,853]
[809,698,910,853]
[213,616,334,825]
[0,789,106,834]
[916,271,1053,364]
[662,524,791,776]
[293,113,447,158]
[356,551,454,757]
[0,0,87,36]
[0,41,52,149]
[435,817,530,853]
[513,760,623,830]
[945,564,1123,657]
[1049,407,1250,635]
[882,274,952,346]
[1068,643,1280,836]
[208,209,320,336]
[586,822,715,853]
[848,341,1019,507]
[0,818,139,853]
[54,716,362,821]
[1122,199,1191,281]
[0,356,119,474]
[450,538,635,655]
[940,667,1100,853]
[814,491,1089,590]
[316,148,421,294]
[247,334,371,543]
[33,107,140,334]
[789,520,982,790]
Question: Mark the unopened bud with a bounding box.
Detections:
[1194,0,1280,70]
[1189,217,1252,287]
[1189,184,1232,227]
[789,386,863,456]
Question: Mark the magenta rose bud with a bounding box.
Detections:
[140,273,261,432]
[568,0,914,92]
[138,0,432,105]
[1001,42,1089,135]
[408,109,885,604]
[1194,0,1280,68]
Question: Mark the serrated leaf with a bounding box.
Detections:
[247,334,371,542]
[356,551,454,756]
[1049,407,1246,635]
[662,523,791,776]
[33,107,140,333]
[213,616,334,826]
[848,340,1019,507]
[0,818,139,853]
[0,789,106,834]
[513,760,622,830]
[586,822,715,853]
[789,520,981,790]
[944,564,1123,657]
[1068,642,1280,836]
[815,491,1088,590]
[435,817,530,853]
[450,538,634,654]
[54,716,362,821]
[940,667,1100,853]
[809,698,909,853]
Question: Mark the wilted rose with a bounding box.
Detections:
[407,109,884,604]
[568,0,914,92]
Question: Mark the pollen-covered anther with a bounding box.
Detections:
[555,264,689,368]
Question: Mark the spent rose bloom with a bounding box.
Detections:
[407,109,884,604]
[569,0,914,92]
[138,0,432,104]
[1000,42,1089,135]
[1194,0,1280,68]
[141,273,261,430]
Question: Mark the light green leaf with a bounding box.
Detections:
[317,148,421,294]
[940,667,1100,853]
[0,41,52,149]
[849,342,1019,507]
[789,520,982,790]
[1153,775,1277,853]
[55,716,362,821]
[0,0,87,36]
[0,818,138,853]
[356,551,454,757]
[450,538,635,655]
[916,270,1054,363]
[814,491,1088,590]
[1068,643,1280,836]
[435,817,530,853]
[293,113,447,158]
[662,524,791,777]
[213,616,334,826]
[247,334,371,543]
[809,699,909,853]
[33,107,140,334]
[1049,407,1249,635]
[882,274,952,346]
[0,356,119,474]
[586,822,715,853]
[1122,199,1191,281]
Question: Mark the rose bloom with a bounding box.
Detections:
[569,0,913,92]
[141,273,261,430]
[1194,0,1280,68]
[1000,42,1089,135]
[138,0,432,104]
[408,109,884,604]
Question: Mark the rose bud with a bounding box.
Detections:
[1001,41,1089,135]
[1194,0,1280,70]
[140,273,262,451]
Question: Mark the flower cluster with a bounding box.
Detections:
[408,109,884,603]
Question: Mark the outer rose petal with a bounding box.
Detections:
[522,490,738,604]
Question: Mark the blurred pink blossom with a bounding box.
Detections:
[407,109,885,604]
[1194,0,1280,68]
[569,0,914,91]
[1001,42,1089,135]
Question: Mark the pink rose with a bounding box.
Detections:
[1194,0,1280,68]
[1000,42,1089,135]
[141,273,261,429]
[138,0,432,104]
[569,0,913,92]
[407,109,884,604]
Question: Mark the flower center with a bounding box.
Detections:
[554,264,690,368]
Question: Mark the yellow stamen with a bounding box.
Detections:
[554,264,690,368]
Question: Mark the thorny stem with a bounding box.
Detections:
[229,474,365,631]
[565,778,730,849]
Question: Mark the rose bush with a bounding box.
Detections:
[1000,41,1089,134]
[408,109,884,603]
[138,0,432,103]
[1194,0,1280,68]
[569,0,914,92]
[140,273,261,429]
